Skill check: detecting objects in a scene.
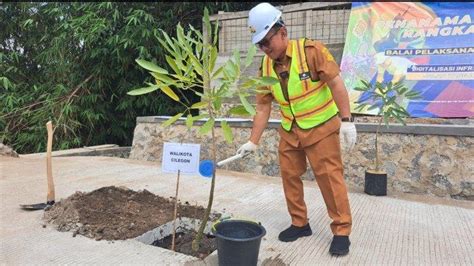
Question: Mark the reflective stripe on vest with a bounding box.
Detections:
[261,39,339,131]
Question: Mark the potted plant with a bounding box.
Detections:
[354,80,421,196]
[128,8,277,258]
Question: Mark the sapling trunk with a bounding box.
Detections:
[171,169,181,251]
[191,24,214,251]
[192,118,217,252]
[374,116,383,172]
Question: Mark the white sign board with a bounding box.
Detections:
[162,142,200,175]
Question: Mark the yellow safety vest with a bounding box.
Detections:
[261,39,339,131]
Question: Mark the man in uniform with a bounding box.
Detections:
[237,3,357,256]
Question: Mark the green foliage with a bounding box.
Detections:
[130,7,278,251]
[1,2,265,153]
[130,10,278,144]
[354,80,421,126]
[353,80,421,171]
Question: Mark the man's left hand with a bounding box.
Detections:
[340,121,357,152]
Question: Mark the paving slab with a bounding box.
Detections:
[1,156,473,265]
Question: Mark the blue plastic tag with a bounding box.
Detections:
[199,160,214,178]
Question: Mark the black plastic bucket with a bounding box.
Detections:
[212,219,266,266]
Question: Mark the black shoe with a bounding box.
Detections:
[329,235,350,256]
[278,224,312,242]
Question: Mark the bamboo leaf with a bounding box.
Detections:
[136,59,168,74]
[162,112,183,127]
[221,120,233,143]
[199,117,214,135]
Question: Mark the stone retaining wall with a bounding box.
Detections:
[130,117,473,201]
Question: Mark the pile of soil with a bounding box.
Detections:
[0,143,19,157]
[43,186,218,242]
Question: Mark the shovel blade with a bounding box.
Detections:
[20,201,55,211]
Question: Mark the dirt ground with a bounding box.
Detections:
[43,186,218,245]
[153,230,217,259]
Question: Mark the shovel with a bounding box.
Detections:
[199,151,251,177]
[20,121,56,210]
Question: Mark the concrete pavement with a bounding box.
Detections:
[1,156,473,265]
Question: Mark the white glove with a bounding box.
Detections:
[236,141,258,156]
[340,122,357,152]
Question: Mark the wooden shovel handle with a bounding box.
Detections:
[46,121,55,202]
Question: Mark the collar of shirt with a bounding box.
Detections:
[274,40,293,67]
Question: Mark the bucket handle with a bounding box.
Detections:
[211,216,262,232]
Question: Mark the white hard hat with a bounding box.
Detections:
[248,3,282,44]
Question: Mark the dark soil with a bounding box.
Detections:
[43,186,219,242]
[153,229,217,259]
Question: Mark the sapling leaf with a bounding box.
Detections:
[191,101,207,109]
[163,112,183,127]
[245,45,257,68]
[259,76,279,86]
[186,114,193,128]
[199,117,214,135]
[136,59,168,74]
[127,85,159,95]
[166,55,181,75]
[239,95,256,115]
[161,86,180,101]
[151,72,175,84]
[221,120,233,143]
[229,105,252,116]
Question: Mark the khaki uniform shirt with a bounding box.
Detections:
[257,39,342,148]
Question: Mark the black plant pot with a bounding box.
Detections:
[364,170,387,196]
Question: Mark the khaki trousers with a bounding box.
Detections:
[278,116,352,236]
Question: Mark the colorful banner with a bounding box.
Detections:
[340,2,474,118]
